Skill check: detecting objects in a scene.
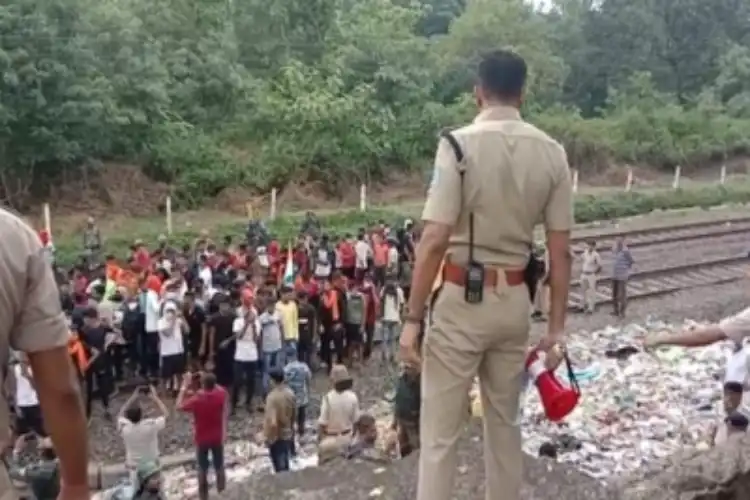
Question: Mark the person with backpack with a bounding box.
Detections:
[343,282,367,366]
[313,235,335,281]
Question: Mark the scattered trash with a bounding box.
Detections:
[521,318,728,481]
[95,318,731,497]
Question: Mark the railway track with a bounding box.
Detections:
[570,216,750,252]
[568,254,749,309]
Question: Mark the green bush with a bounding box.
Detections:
[3,0,750,210]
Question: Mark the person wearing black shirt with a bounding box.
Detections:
[183,292,208,366]
[81,307,115,420]
[296,292,318,368]
[207,294,236,388]
[120,295,142,377]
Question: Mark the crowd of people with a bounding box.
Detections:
[6,207,643,500]
[7,212,427,499]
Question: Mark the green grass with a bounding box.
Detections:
[52,183,750,266]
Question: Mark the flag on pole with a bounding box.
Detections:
[283,243,295,287]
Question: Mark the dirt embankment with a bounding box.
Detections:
[20,155,750,235]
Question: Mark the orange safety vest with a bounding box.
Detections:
[67,333,89,374]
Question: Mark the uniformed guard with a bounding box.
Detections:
[0,208,90,500]
[400,50,574,500]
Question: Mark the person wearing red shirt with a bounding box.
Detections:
[133,240,151,271]
[177,372,228,500]
[338,236,356,280]
[293,244,308,277]
[294,270,320,309]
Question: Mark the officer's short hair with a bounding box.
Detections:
[477,50,527,99]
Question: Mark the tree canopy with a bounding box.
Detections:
[1,0,749,208]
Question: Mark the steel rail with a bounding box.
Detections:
[570,216,750,251]
[568,254,749,309]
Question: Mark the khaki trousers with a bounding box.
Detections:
[418,280,530,500]
[579,273,598,311]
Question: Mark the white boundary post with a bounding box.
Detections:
[672,165,681,189]
[359,184,367,211]
[166,196,173,235]
[43,203,51,235]
[625,168,633,192]
[572,169,579,193]
[720,165,727,185]
[270,188,277,220]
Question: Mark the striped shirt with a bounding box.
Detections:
[612,247,633,280]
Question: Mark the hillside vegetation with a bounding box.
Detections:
[2,0,750,209]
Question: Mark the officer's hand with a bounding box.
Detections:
[399,321,421,371]
[537,333,565,371]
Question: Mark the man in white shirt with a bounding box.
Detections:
[12,355,46,457]
[380,283,405,364]
[259,302,285,396]
[142,281,161,379]
[198,255,213,290]
[354,234,371,283]
[386,239,399,276]
[231,309,261,412]
[117,385,169,483]
[579,240,602,313]
[157,303,186,393]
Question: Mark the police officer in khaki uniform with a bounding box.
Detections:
[400,50,573,500]
[0,209,90,500]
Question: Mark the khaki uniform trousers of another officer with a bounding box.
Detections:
[417,106,573,500]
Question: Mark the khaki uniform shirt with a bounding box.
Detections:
[581,250,601,274]
[422,106,574,267]
[263,385,296,442]
[0,209,70,500]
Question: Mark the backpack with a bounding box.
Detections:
[346,292,365,325]
[316,248,330,266]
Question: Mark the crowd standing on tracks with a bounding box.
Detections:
[4,208,435,499]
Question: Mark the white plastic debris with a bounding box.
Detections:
[519,318,729,481]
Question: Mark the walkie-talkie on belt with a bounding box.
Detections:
[440,130,485,304]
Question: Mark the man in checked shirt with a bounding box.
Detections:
[611,236,634,317]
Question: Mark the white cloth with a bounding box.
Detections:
[387,247,399,269]
[355,241,370,269]
[381,287,404,323]
[233,314,260,362]
[144,289,161,333]
[157,317,184,357]
[724,344,750,416]
[314,248,332,278]
[199,266,213,289]
[14,365,38,408]
[118,416,166,468]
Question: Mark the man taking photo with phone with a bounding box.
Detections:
[117,386,170,484]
